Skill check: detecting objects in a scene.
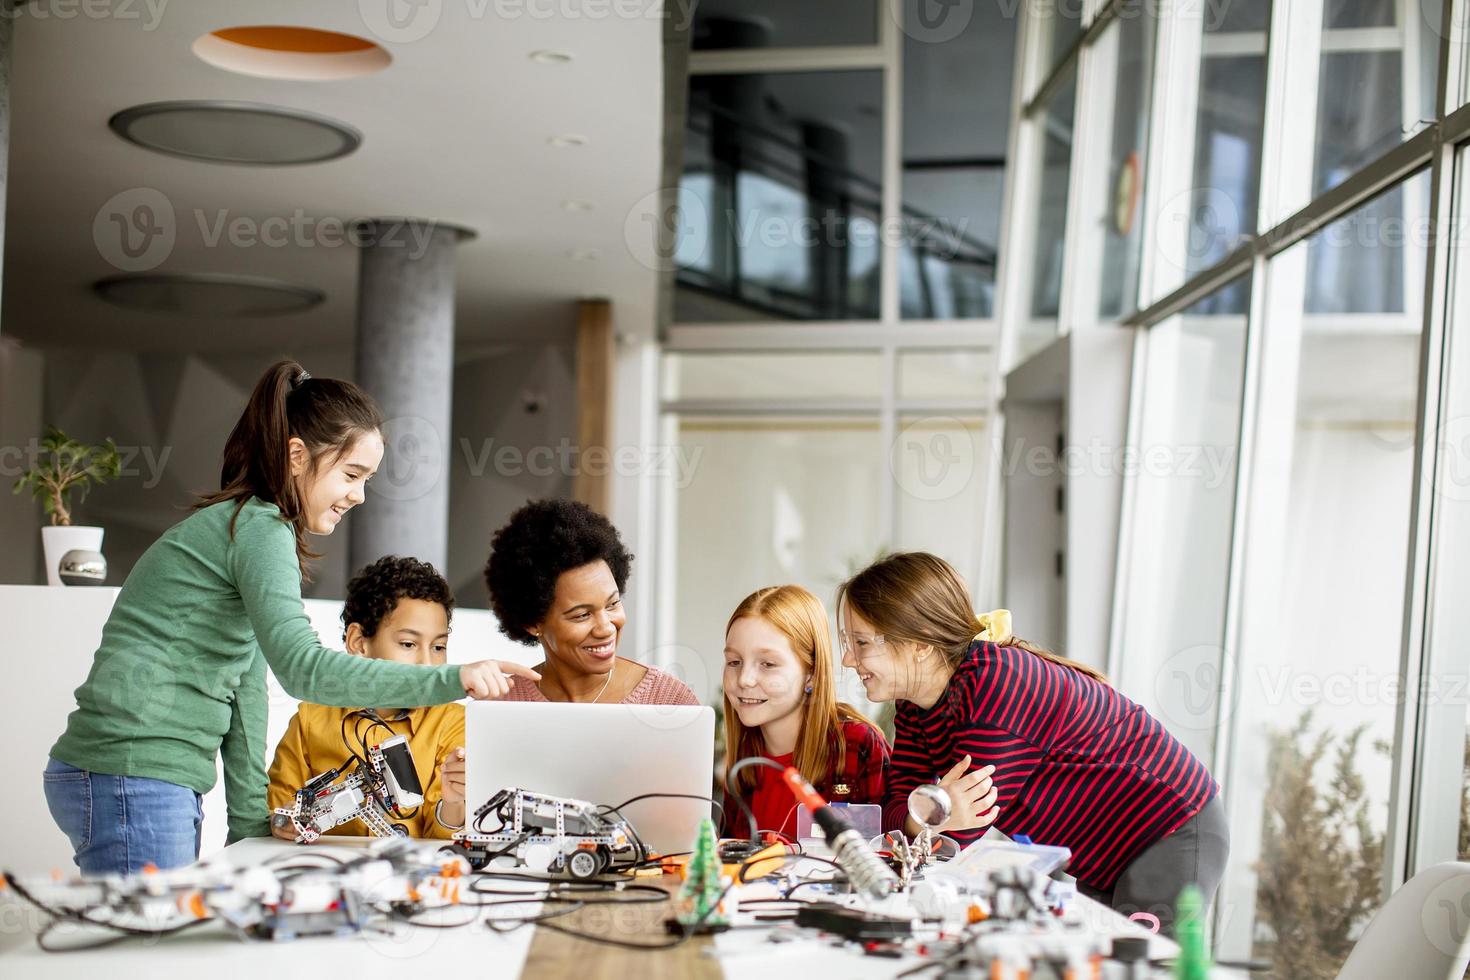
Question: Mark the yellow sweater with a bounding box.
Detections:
[267,702,464,840]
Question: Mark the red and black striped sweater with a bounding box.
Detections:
[884,641,1218,891]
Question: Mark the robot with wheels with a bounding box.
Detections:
[450,788,641,878]
[272,733,424,843]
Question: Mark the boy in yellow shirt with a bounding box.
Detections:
[268,556,468,840]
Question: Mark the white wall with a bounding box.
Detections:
[0,585,535,874]
[7,343,579,613]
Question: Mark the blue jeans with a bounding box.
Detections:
[43,758,203,875]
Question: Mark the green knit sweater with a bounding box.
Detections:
[50,497,466,842]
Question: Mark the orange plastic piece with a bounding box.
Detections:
[780,768,826,811]
[967,903,988,924]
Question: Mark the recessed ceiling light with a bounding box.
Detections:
[109,101,361,165]
[530,50,573,64]
[567,248,600,261]
[548,134,588,148]
[193,27,390,81]
[93,273,324,316]
[561,199,594,211]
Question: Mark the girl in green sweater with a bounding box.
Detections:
[46,360,538,874]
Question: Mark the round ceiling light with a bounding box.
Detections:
[193,26,390,81]
[109,101,361,165]
[529,50,574,64]
[93,273,325,317]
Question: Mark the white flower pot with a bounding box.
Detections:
[41,525,104,587]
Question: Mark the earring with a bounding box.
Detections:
[804,683,813,694]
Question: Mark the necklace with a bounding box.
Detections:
[588,661,616,703]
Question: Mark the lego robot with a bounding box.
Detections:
[450,788,641,879]
[272,733,424,843]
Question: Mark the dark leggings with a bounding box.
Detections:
[1079,794,1230,937]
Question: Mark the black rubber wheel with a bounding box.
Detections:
[391,824,410,838]
[565,849,600,880]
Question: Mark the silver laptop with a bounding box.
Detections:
[463,701,716,856]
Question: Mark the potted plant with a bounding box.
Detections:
[12,427,121,586]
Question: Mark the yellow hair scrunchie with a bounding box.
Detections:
[974,608,1013,644]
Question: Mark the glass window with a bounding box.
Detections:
[899,0,1017,320]
[1115,278,1250,769]
[1185,38,1270,313]
[667,415,884,702]
[676,71,884,323]
[1226,170,1430,980]
[663,351,883,401]
[690,0,878,50]
[1019,69,1076,357]
[1096,10,1157,320]
[1207,0,1270,32]
[1039,0,1086,74]
[1295,1,1442,209]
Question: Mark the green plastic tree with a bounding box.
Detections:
[1174,885,1212,980]
[677,817,727,927]
[12,427,121,526]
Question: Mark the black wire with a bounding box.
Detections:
[4,871,216,946]
[724,756,788,843]
[736,850,843,884]
[596,793,725,826]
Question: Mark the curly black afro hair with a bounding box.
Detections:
[342,556,454,639]
[484,498,634,645]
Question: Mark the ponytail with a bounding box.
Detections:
[197,359,383,578]
[837,552,1109,685]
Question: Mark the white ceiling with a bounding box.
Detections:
[1,1,666,353]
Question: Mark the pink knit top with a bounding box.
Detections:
[503,663,701,705]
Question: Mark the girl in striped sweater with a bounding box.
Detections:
[837,552,1228,935]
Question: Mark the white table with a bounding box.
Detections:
[0,837,1244,978]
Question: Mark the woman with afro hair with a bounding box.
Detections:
[484,499,699,705]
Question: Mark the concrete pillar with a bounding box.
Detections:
[349,219,471,574]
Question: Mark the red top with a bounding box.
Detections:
[884,642,1218,890]
[725,720,891,839]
